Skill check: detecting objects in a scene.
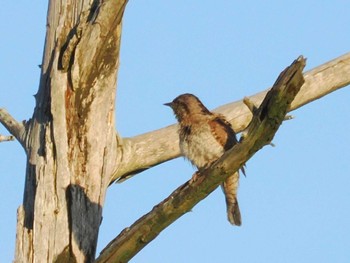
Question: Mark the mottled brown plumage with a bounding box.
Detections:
[165,93,242,226]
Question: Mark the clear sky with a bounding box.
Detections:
[1,1,350,262]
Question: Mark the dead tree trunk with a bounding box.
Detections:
[12,1,127,262]
[0,1,349,262]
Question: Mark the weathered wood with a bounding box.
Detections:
[0,1,348,262]
[0,108,25,145]
[12,1,128,262]
[0,134,15,142]
[96,57,305,263]
[112,52,350,182]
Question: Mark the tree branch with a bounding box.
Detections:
[111,52,350,182]
[0,134,15,142]
[0,108,25,145]
[97,57,306,262]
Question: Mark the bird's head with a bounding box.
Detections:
[164,93,210,122]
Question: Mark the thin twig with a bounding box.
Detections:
[0,134,15,142]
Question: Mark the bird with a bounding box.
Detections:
[164,93,243,226]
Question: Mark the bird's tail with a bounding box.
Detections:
[222,172,241,226]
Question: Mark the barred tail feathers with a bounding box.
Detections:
[222,172,241,226]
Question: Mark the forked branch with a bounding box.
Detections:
[0,108,25,145]
[112,52,350,182]
[96,57,306,263]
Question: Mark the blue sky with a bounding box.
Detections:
[1,1,350,262]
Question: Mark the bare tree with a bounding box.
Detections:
[0,1,349,262]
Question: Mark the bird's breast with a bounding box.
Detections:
[179,124,225,169]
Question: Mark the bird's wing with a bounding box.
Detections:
[208,115,238,151]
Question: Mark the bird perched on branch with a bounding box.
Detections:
[165,93,243,226]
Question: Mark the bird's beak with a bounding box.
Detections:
[163,102,173,107]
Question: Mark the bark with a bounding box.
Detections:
[113,52,350,182]
[0,109,25,145]
[0,1,349,262]
[96,56,306,263]
[12,1,128,262]
[0,134,14,142]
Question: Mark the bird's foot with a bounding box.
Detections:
[189,171,202,184]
